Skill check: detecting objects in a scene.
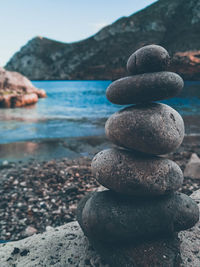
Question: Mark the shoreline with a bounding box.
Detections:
[1,134,200,163]
[0,135,110,163]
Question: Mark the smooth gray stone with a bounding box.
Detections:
[105,103,185,155]
[106,72,183,105]
[78,191,199,243]
[127,45,170,75]
[91,148,183,196]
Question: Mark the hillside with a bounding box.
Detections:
[5,0,200,80]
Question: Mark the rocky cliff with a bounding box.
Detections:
[5,0,200,80]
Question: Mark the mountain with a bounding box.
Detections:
[5,0,200,80]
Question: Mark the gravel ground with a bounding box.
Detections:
[0,149,200,241]
[0,158,100,241]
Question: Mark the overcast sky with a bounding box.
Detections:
[0,0,157,66]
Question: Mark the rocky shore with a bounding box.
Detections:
[0,139,200,241]
[0,67,46,108]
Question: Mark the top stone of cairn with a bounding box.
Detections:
[106,45,184,105]
[127,44,170,75]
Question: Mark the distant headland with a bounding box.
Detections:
[5,0,200,81]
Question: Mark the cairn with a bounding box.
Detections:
[77,45,199,266]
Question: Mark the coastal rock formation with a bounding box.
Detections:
[77,45,199,266]
[5,0,200,80]
[0,190,199,267]
[0,67,46,108]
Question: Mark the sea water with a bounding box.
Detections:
[0,80,200,144]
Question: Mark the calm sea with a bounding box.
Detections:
[0,80,200,145]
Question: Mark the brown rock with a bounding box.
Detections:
[11,93,38,108]
[105,103,185,155]
[0,95,12,108]
[0,67,46,108]
[170,51,200,80]
[36,89,46,98]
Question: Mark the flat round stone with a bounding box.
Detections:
[78,191,199,243]
[91,148,183,196]
[127,45,170,75]
[105,103,184,155]
[106,72,184,105]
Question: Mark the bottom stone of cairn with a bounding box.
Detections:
[77,191,199,244]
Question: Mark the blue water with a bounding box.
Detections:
[0,80,200,144]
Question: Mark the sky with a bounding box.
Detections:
[0,0,157,66]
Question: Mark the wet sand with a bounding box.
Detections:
[0,135,111,163]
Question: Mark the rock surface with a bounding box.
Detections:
[5,0,200,80]
[0,67,46,108]
[0,221,108,267]
[179,190,200,267]
[77,191,199,243]
[0,190,199,267]
[184,153,200,179]
[127,45,170,74]
[89,234,181,267]
[92,148,183,196]
[106,71,183,105]
[105,103,185,155]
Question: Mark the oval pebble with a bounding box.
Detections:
[91,148,183,196]
[105,103,185,155]
[78,191,199,243]
[127,44,170,75]
[106,72,184,105]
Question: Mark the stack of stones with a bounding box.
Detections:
[77,45,199,266]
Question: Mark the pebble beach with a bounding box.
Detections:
[0,135,200,241]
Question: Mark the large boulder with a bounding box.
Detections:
[0,190,199,266]
[0,67,46,108]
